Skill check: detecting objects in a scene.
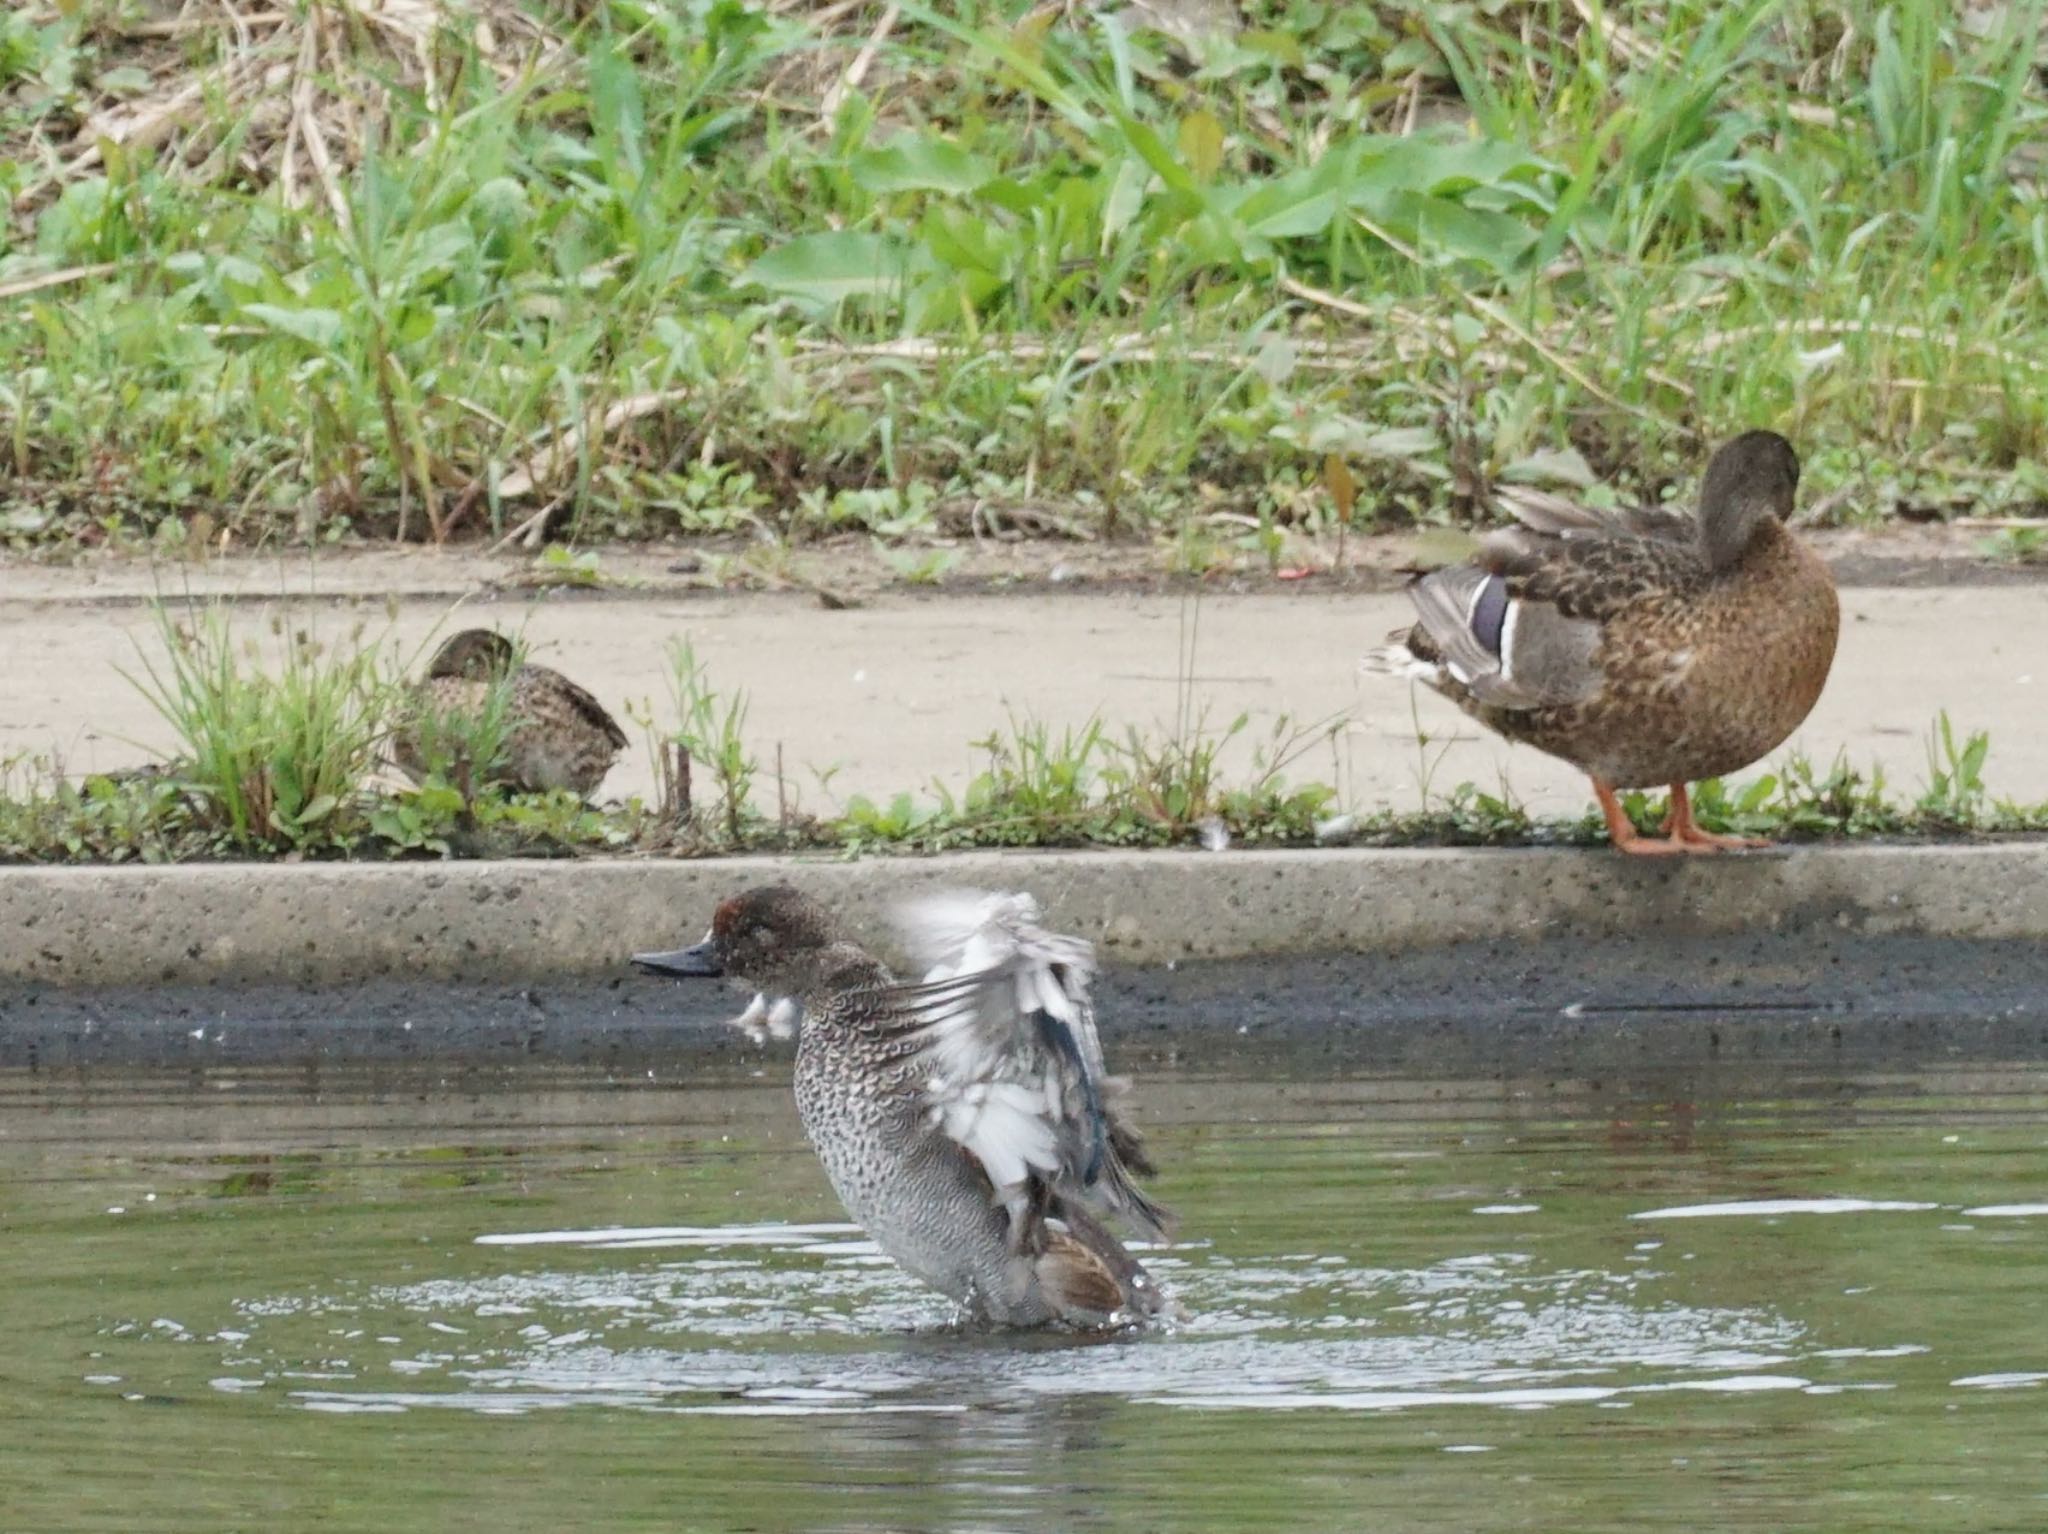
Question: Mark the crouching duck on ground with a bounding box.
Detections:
[393,628,626,798]
[1374,430,1840,855]
[634,886,1175,1329]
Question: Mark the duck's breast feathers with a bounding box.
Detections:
[881,891,1167,1239]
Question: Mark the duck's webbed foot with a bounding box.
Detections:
[1593,780,1770,856]
[1661,783,1773,851]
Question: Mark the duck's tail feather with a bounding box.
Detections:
[1361,619,1448,688]
[1037,1202,1174,1324]
[1036,1228,1129,1322]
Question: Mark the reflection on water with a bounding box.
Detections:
[7,1058,2048,1532]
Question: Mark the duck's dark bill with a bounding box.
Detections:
[631,942,723,977]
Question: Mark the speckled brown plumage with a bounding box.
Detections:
[1389,431,1840,854]
[393,629,625,797]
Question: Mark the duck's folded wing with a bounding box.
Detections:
[1405,505,1715,710]
[533,665,629,751]
[882,892,1168,1239]
[1494,486,1698,546]
[1483,521,1713,623]
[1406,562,1603,709]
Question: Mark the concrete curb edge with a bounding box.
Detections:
[3,842,2044,989]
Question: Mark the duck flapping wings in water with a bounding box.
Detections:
[634,884,1172,1327]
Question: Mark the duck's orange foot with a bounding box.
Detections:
[1610,832,1694,857]
[1592,779,1777,855]
[1669,824,1774,852]
[1663,782,1774,852]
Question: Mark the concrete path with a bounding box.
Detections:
[1,550,2041,815]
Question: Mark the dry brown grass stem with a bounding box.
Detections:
[1565,0,1668,68]
[476,388,698,550]
[1694,319,2048,374]
[820,3,901,119]
[784,331,1400,371]
[1346,211,1675,430]
[0,263,120,303]
[9,0,566,217]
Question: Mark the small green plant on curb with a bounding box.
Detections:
[121,606,391,852]
[1919,711,1993,828]
[0,755,200,864]
[633,639,760,847]
[1978,527,2048,565]
[840,709,1350,852]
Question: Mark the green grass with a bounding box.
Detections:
[121,602,391,850]
[4,1,2048,555]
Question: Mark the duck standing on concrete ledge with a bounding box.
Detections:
[394,628,626,798]
[1374,430,1840,855]
[634,886,1174,1329]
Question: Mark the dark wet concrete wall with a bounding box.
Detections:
[5,932,2046,1075]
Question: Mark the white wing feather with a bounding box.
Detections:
[887,890,1160,1238]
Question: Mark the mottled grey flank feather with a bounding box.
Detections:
[1497,598,1604,706]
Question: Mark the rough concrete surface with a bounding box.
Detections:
[2,842,2043,990]
[2,552,2044,815]
[7,929,2047,1074]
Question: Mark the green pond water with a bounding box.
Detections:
[3,1054,2047,1532]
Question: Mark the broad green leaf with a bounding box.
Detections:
[908,269,1003,329]
[851,135,994,195]
[1251,335,1298,385]
[922,205,1013,276]
[741,232,911,303]
[1226,168,1342,239]
[1399,193,1540,271]
[1348,134,1550,200]
[1109,112,1201,198]
[1100,158,1149,245]
[587,38,647,180]
[1239,29,1305,67]
[241,303,345,350]
[1500,446,1596,487]
[1359,425,1443,461]
[975,176,1042,217]
[1177,110,1225,182]
[295,793,338,825]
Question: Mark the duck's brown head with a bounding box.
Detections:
[633,885,847,997]
[1699,430,1800,570]
[426,628,518,681]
